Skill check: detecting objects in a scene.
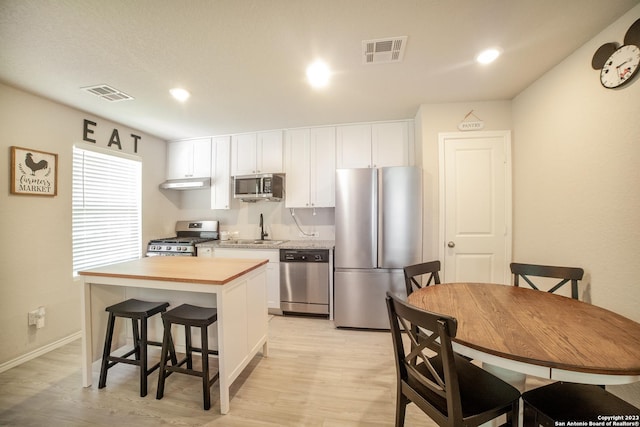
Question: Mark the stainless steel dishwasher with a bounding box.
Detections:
[279,249,330,316]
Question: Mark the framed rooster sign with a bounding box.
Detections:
[10,146,58,196]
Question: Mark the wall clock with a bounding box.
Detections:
[592,18,640,89]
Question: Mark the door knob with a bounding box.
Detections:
[447,241,455,248]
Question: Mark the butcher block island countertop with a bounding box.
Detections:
[78,256,269,285]
[78,256,270,414]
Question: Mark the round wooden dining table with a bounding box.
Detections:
[406,282,640,385]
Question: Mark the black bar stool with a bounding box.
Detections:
[98,298,172,397]
[156,303,219,410]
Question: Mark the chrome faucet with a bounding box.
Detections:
[259,213,268,240]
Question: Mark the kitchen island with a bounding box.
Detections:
[78,256,269,414]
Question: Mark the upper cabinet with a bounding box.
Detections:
[285,127,336,208]
[231,130,283,176]
[211,136,231,210]
[336,121,411,169]
[166,138,212,179]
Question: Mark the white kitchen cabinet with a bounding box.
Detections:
[372,121,410,167]
[231,130,283,176]
[335,124,371,168]
[212,248,281,311]
[166,138,212,179]
[230,133,256,176]
[336,121,411,168]
[285,127,336,208]
[211,136,231,210]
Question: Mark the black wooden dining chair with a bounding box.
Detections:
[511,263,639,423]
[403,260,441,296]
[385,292,520,427]
[522,382,639,426]
[510,262,584,299]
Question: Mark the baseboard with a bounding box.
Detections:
[0,331,82,374]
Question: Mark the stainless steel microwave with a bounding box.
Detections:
[233,173,284,202]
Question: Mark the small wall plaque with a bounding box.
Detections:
[458,121,485,131]
[458,110,485,131]
[10,146,58,196]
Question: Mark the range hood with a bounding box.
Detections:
[159,177,211,190]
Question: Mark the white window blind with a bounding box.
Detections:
[72,146,142,275]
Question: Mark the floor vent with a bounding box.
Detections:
[82,84,134,102]
[362,36,407,64]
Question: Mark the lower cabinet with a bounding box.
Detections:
[208,248,280,311]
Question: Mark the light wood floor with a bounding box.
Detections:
[0,315,437,427]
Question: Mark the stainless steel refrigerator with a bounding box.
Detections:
[334,166,422,329]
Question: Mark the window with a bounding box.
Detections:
[72,146,142,275]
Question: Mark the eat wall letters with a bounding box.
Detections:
[83,119,142,153]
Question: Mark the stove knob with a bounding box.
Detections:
[165,246,172,250]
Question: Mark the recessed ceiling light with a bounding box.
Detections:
[170,88,190,102]
[476,48,502,65]
[306,60,331,89]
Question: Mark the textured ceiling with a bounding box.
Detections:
[1,0,638,140]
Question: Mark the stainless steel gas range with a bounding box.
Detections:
[146,220,219,257]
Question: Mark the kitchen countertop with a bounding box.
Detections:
[78,256,268,285]
[199,239,335,250]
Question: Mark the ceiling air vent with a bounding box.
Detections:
[82,84,134,102]
[362,36,407,64]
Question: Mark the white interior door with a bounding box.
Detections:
[439,131,512,284]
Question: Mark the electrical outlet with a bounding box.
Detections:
[36,306,45,328]
[28,306,46,328]
[28,309,38,326]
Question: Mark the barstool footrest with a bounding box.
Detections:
[187,347,219,357]
[107,356,141,366]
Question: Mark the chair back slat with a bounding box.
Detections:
[404,261,441,296]
[510,262,584,299]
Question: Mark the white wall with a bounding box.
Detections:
[512,7,640,322]
[0,83,178,367]
[512,6,640,405]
